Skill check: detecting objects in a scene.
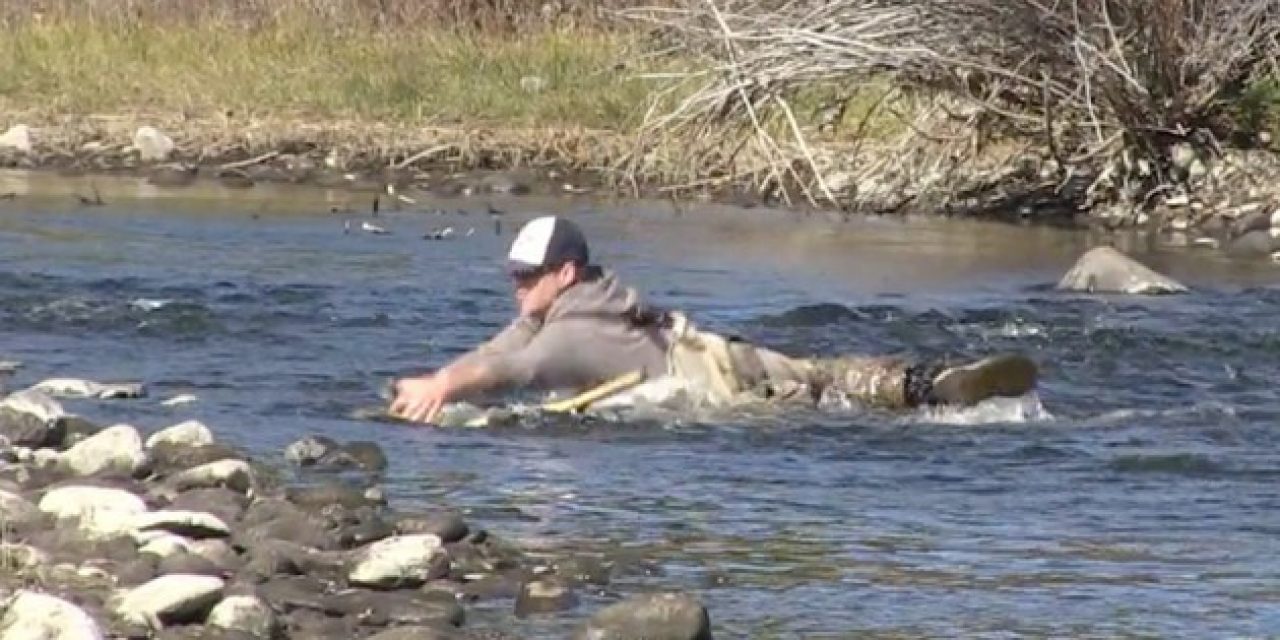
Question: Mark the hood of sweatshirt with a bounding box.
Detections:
[544,268,664,326]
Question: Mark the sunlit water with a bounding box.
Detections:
[2,172,1278,638]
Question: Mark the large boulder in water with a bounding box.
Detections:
[1056,247,1188,295]
[573,592,712,640]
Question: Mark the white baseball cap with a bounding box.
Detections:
[506,216,591,274]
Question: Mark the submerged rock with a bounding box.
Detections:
[554,555,612,586]
[1226,229,1279,256]
[317,589,465,627]
[160,394,199,407]
[285,483,376,511]
[29,378,145,399]
[0,590,104,639]
[363,628,457,640]
[573,592,712,640]
[1056,246,1188,295]
[515,578,579,617]
[328,441,388,471]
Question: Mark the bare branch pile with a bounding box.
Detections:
[612,0,936,206]
[620,0,1280,219]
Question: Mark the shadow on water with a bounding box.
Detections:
[2,170,1279,637]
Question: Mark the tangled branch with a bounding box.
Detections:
[621,0,1280,214]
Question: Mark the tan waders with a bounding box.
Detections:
[658,312,1038,411]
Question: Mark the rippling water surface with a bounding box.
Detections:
[2,173,1278,638]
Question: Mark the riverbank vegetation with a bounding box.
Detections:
[1,0,1278,223]
[621,0,1280,217]
[0,0,663,129]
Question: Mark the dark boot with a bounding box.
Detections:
[925,353,1039,406]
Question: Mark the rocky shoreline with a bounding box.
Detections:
[0,116,633,204]
[2,116,1279,261]
[0,377,714,639]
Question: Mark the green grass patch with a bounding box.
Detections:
[1235,78,1280,138]
[0,16,667,130]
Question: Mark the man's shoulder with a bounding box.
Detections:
[549,269,668,325]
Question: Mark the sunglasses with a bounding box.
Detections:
[510,266,551,286]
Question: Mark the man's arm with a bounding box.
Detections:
[390,359,505,423]
[387,316,539,423]
[451,315,540,367]
[390,320,603,423]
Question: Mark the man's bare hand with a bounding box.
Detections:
[389,374,449,423]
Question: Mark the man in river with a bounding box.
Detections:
[388,216,1039,423]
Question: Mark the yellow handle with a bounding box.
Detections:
[540,370,645,413]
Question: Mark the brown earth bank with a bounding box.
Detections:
[1,114,1279,262]
[0,381,714,640]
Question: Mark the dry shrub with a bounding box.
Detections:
[918,0,1280,203]
[621,0,1280,213]
[613,0,931,206]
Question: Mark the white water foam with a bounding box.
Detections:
[914,392,1055,425]
[129,298,172,311]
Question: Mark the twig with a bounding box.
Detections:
[393,144,455,170]
[218,151,278,171]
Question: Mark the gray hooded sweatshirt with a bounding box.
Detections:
[454,269,671,394]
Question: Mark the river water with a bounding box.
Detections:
[1,172,1278,638]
